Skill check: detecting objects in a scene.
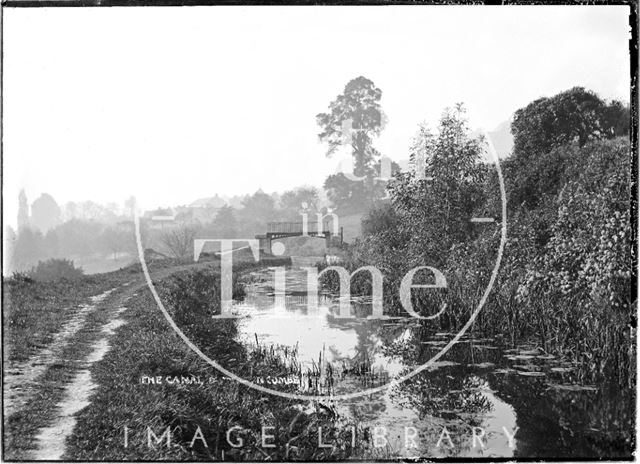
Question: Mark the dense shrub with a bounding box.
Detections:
[325,93,634,386]
[27,258,84,282]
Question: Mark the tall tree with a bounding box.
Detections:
[388,104,485,266]
[317,76,386,213]
[212,205,238,238]
[30,193,61,233]
[317,76,384,174]
[17,189,29,230]
[4,226,17,271]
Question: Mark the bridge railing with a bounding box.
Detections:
[267,222,304,233]
[266,222,334,234]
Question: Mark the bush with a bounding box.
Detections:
[320,100,634,386]
[28,258,84,282]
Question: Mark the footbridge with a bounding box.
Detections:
[256,222,343,254]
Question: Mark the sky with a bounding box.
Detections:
[3,5,632,227]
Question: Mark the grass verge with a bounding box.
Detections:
[64,262,362,461]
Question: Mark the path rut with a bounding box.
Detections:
[4,261,217,460]
[31,306,128,460]
[3,289,114,419]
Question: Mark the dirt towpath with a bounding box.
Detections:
[3,261,215,460]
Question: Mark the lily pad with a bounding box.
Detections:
[550,367,573,373]
[517,371,546,377]
[473,345,499,350]
[518,349,541,355]
[494,368,516,374]
[513,364,538,371]
[471,362,495,369]
[507,354,537,361]
[547,383,597,392]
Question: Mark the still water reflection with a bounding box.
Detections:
[231,263,634,459]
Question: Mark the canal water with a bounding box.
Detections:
[230,261,634,459]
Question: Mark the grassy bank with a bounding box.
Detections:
[3,268,134,364]
[3,287,120,459]
[63,262,363,461]
[2,255,203,365]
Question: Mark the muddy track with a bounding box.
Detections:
[3,261,215,460]
[31,306,129,460]
[3,289,115,419]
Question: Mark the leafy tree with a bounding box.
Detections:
[322,173,371,215]
[63,201,78,221]
[361,203,408,250]
[388,105,485,266]
[55,219,104,256]
[317,76,384,170]
[101,226,128,259]
[212,205,238,238]
[30,193,61,233]
[74,200,117,222]
[323,159,399,215]
[317,76,387,212]
[238,190,277,235]
[512,87,629,160]
[44,229,60,259]
[279,187,319,220]
[600,99,631,138]
[9,227,45,272]
[508,87,630,208]
[3,226,17,270]
[17,189,29,230]
[175,209,195,223]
